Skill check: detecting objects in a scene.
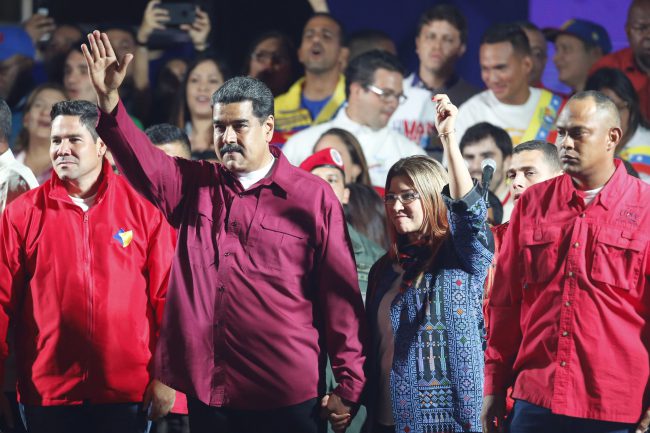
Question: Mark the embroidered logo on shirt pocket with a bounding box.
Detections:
[521,227,562,284]
[591,227,645,291]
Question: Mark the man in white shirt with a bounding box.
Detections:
[283,50,425,187]
[390,4,478,151]
[0,98,38,214]
[456,23,565,146]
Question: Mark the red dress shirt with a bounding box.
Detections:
[485,160,650,423]
[96,101,367,410]
[591,47,650,122]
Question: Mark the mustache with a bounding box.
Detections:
[220,144,244,156]
[55,156,77,164]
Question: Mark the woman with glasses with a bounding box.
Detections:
[585,67,650,182]
[344,94,492,433]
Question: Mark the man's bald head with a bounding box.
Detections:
[568,90,621,128]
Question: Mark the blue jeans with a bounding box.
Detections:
[19,402,151,433]
[508,400,635,433]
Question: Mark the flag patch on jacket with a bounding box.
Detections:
[113,228,133,248]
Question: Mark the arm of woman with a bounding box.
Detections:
[433,94,472,200]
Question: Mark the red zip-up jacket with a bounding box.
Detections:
[0,160,175,406]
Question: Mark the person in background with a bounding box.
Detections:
[273,13,349,145]
[283,50,425,187]
[0,27,36,110]
[390,4,478,152]
[170,57,229,157]
[358,94,492,433]
[516,21,549,89]
[244,31,299,97]
[313,128,372,185]
[591,0,650,121]
[460,122,514,221]
[456,23,565,146]
[586,67,650,182]
[13,84,67,184]
[546,19,612,94]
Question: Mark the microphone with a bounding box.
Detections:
[481,158,497,204]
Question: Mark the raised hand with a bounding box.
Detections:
[180,7,211,51]
[137,0,170,46]
[432,93,458,137]
[81,30,133,113]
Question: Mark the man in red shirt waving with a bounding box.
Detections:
[482,90,650,433]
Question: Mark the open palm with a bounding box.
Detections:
[81,31,133,99]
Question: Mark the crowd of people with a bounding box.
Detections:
[1,0,650,432]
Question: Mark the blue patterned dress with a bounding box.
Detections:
[366,185,493,433]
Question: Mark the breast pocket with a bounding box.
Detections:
[591,227,645,291]
[520,227,562,284]
[252,215,313,275]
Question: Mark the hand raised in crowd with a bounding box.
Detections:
[136,0,170,46]
[23,12,56,46]
[143,378,176,420]
[432,93,458,138]
[320,393,353,433]
[480,393,506,433]
[307,0,330,12]
[81,30,133,113]
[180,7,211,51]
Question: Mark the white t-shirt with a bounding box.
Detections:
[69,193,97,212]
[456,88,543,145]
[282,107,426,187]
[236,156,276,190]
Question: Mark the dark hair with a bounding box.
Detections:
[344,183,390,250]
[513,140,562,172]
[15,83,67,152]
[585,67,649,139]
[145,123,191,149]
[101,25,138,42]
[314,128,372,185]
[417,4,468,44]
[50,100,100,141]
[0,98,10,143]
[344,50,405,98]
[481,23,532,56]
[460,122,513,158]
[305,13,347,45]
[347,29,396,61]
[514,20,542,33]
[243,31,299,71]
[211,76,274,120]
[172,57,232,129]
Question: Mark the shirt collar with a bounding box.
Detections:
[562,159,627,210]
[0,148,17,168]
[50,158,114,203]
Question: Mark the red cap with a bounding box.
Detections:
[299,148,345,174]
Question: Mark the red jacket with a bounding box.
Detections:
[0,160,175,406]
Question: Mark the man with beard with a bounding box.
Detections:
[84,30,366,433]
[273,13,349,145]
[591,0,650,121]
[482,91,650,433]
[283,50,425,187]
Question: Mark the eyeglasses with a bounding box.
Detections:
[365,84,408,105]
[384,191,420,205]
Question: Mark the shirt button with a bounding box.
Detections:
[580,213,585,218]
[560,361,567,367]
[238,193,243,198]
[564,301,571,307]
[573,242,579,248]
[224,252,231,257]
[523,283,528,289]
[567,271,574,277]
[562,331,569,337]
[218,285,225,292]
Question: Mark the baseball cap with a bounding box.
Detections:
[299,148,345,174]
[544,19,612,55]
[0,26,36,62]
